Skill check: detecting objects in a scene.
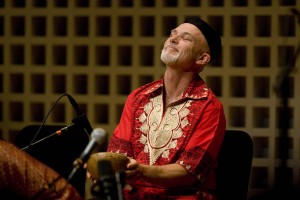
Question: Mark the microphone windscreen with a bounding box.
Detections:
[91,128,106,145]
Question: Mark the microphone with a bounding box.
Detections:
[67,94,93,134]
[98,160,121,200]
[67,94,83,116]
[91,160,124,200]
[67,128,106,182]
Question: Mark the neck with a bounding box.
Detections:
[163,68,197,106]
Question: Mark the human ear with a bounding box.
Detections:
[196,52,210,65]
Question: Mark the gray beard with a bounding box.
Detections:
[160,50,179,65]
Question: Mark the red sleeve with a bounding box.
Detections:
[176,99,226,175]
[107,92,134,157]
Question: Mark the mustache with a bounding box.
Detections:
[163,44,179,51]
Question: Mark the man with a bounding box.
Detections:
[91,16,226,200]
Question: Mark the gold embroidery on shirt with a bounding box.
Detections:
[138,94,191,165]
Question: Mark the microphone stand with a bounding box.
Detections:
[21,123,76,151]
[273,12,300,199]
[21,113,91,151]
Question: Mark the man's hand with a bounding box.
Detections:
[84,163,98,184]
[124,158,197,188]
[124,158,143,186]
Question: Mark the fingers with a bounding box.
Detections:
[127,158,138,169]
[124,158,142,181]
[86,169,98,184]
[86,171,92,179]
[125,168,137,177]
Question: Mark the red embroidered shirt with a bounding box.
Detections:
[108,76,226,200]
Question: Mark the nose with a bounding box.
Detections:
[170,34,179,44]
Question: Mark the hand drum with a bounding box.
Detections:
[87,152,129,179]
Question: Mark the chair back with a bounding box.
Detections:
[215,130,253,200]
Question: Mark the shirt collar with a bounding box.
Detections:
[144,75,209,100]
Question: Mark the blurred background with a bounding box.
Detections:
[0,0,299,199]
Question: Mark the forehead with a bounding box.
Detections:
[174,23,202,37]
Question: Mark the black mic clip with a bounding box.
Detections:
[72,112,93,135]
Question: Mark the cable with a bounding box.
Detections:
[23,93,69,152]
[25,93,82,199]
